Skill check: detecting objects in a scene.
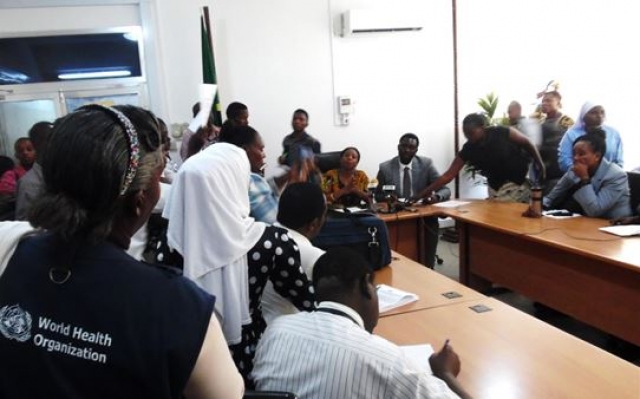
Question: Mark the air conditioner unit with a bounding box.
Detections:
[340,9,423,37]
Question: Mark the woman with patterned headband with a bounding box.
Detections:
[0,105,243,399]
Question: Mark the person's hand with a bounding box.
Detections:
[522,207,541,218]
[610,216,640,226]
[429,341,461,378]
[344,175,358,193]
[278,154,287,165]
[423,192,439,205]
[536,162,547,181]
[572,163,589,181]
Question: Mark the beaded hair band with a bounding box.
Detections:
[80,104,140,196]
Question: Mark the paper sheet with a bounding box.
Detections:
[377,284,418,313]
[599,225,640,237]
[432,200,471,208]
[188,83,218,132]
[400,344,434,373]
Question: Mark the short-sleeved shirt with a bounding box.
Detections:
[281,131,321,166]
[0,234,214,399]
[458,126,530,190]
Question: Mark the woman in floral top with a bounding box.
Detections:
[322,146,370,207]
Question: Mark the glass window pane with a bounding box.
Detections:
[0,99,57,156]
[65,93,140,112]
[0,31,142,85]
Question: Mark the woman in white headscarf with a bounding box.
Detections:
[164,142,315,386]
[557,101,623,173]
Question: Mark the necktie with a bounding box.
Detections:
[403,166,411,199]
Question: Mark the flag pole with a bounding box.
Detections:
[201,6,223,127]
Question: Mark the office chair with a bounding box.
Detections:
[314,151,342,174]
[627,171,640,214]
[243,391,298,399]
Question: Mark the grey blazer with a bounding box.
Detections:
[376,155,451,200]
[543,158,632,219]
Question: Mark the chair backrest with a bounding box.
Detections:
[314,151,341,174]
[627,171,640,214]
[243,391,298,399]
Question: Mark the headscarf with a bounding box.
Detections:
[571,101,602,130]
[164,142,266,344]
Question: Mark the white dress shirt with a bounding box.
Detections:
[261,224,325,324]
[252,301,461,399]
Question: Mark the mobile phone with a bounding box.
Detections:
[547,209,572,217]
[299,146,313,161]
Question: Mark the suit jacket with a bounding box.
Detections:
[543,158,631,219]
[376,155,450,200]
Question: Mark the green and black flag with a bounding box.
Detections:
[201,7,222,126]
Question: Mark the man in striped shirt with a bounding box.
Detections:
[251,247,472,399]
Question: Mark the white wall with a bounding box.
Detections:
[0,4,139,33]
[4,0,640,194]
[154,0,456,186]
[457,0,640,170]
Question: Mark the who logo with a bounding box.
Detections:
[0,304,32,342]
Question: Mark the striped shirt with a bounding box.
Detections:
[252,302,460,399]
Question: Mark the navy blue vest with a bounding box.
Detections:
[0,234,214,399]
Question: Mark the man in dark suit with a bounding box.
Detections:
[376,133,450,268]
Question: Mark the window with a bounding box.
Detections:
[0,27,144,85]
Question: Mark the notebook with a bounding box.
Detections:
[377,284,419,313]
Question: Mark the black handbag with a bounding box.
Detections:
[311,210,391,270]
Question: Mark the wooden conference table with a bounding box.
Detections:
[374,252,485,316]
[379,200,640,346]
[375,298,640,399]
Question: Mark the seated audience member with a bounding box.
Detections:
[610,211,640,225]
[544,132,631,219]
[220,125,316,223]
[217,101,250,141]
[537,91,574,194]
[376,133,450,268]
[558,101,622,173]
[0,156,15,219]
[180,101,220,161]
[158,118,178,184]
[0,105,243,399]
[0,156,14,177]
[323,146,370,207]
[164,142,315,386]
[416,113,545,203]
[15,121,53,220]
[261,182,327,324]
[127,118,173,262]
[278,109,321,166]
[252,247,472,399]
[0,137,35,196]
